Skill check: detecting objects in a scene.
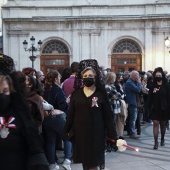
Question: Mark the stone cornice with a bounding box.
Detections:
[2,3,170,8]
[3,15,170,22]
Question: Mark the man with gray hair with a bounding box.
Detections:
[125,70,142,139]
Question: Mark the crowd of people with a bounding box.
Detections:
[0,53,170,170]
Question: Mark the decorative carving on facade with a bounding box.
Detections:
[11,24,23,30]
[78,24,101,35]
[78,28,101,35]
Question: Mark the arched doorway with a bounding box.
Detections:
[111,39,142,73]
[41,40,70,74]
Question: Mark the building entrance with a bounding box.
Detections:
[111,39,142,73]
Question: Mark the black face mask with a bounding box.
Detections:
[155,77,162,82]
[0,93,11,113]
[83,78,95,87]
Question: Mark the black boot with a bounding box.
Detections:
[153,141,159,150]
[161,139,165,146]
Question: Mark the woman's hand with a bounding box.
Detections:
[51,109,64,115]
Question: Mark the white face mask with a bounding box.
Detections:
[103,70,107,76]
[33,76,36,79]
[144,75,147,79]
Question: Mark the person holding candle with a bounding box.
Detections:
[64,59,118,170]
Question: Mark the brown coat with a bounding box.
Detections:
[27,92,44,132]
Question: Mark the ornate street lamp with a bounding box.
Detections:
[165,37,170,49]
[23,36,42,68]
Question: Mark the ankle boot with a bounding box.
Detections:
[153,141,159,149]
[161,139,165,146]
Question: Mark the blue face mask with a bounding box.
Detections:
[0,93,11,113]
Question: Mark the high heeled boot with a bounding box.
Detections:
[161,139,165,146]
[153,141,159,149]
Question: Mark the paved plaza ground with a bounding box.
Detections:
[57,123,170,170]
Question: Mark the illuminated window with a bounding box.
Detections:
[42,41,69,54]
[45,59,65,65]
[117,58,136,64]
[113,40,141,53]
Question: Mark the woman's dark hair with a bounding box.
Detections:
[22,67,36,76]
[27,75,37,92]
[45,70,60,88]
[60,66,72,83]
[152,67,167,84]
[71,62,79,73]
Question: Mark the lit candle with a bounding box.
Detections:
[107,138,139,152]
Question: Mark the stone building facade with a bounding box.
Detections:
[2,0,170,73]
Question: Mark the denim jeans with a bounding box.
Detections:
[128,105,138,135]
[43,113,72,164]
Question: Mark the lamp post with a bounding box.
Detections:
[23,36,42,68]
[165,37,170,52]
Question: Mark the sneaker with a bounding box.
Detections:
[62,159,71,170]
[129,134,140,139]
[49,163,59,170]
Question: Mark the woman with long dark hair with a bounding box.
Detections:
[43,70,72,170]
[147,67,170,149]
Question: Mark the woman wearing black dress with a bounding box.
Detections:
[147,67,170,149]
[64,60,118,170]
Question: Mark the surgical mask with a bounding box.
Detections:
[83,78,95,87]
[103,70,107,76]
[144,75,147,80]
[0,93,11,113]
[33,76,36,79]
[155,77,162,82]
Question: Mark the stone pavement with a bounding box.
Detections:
[57,123,170,170]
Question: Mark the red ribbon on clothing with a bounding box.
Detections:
[0,116,16,130]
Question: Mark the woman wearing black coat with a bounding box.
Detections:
[64,60,118,170]
[147,67,170,150]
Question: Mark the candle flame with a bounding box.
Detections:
[135,148,139,152]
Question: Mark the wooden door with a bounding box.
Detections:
[111,54,141,73]
[40,55,69,75]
